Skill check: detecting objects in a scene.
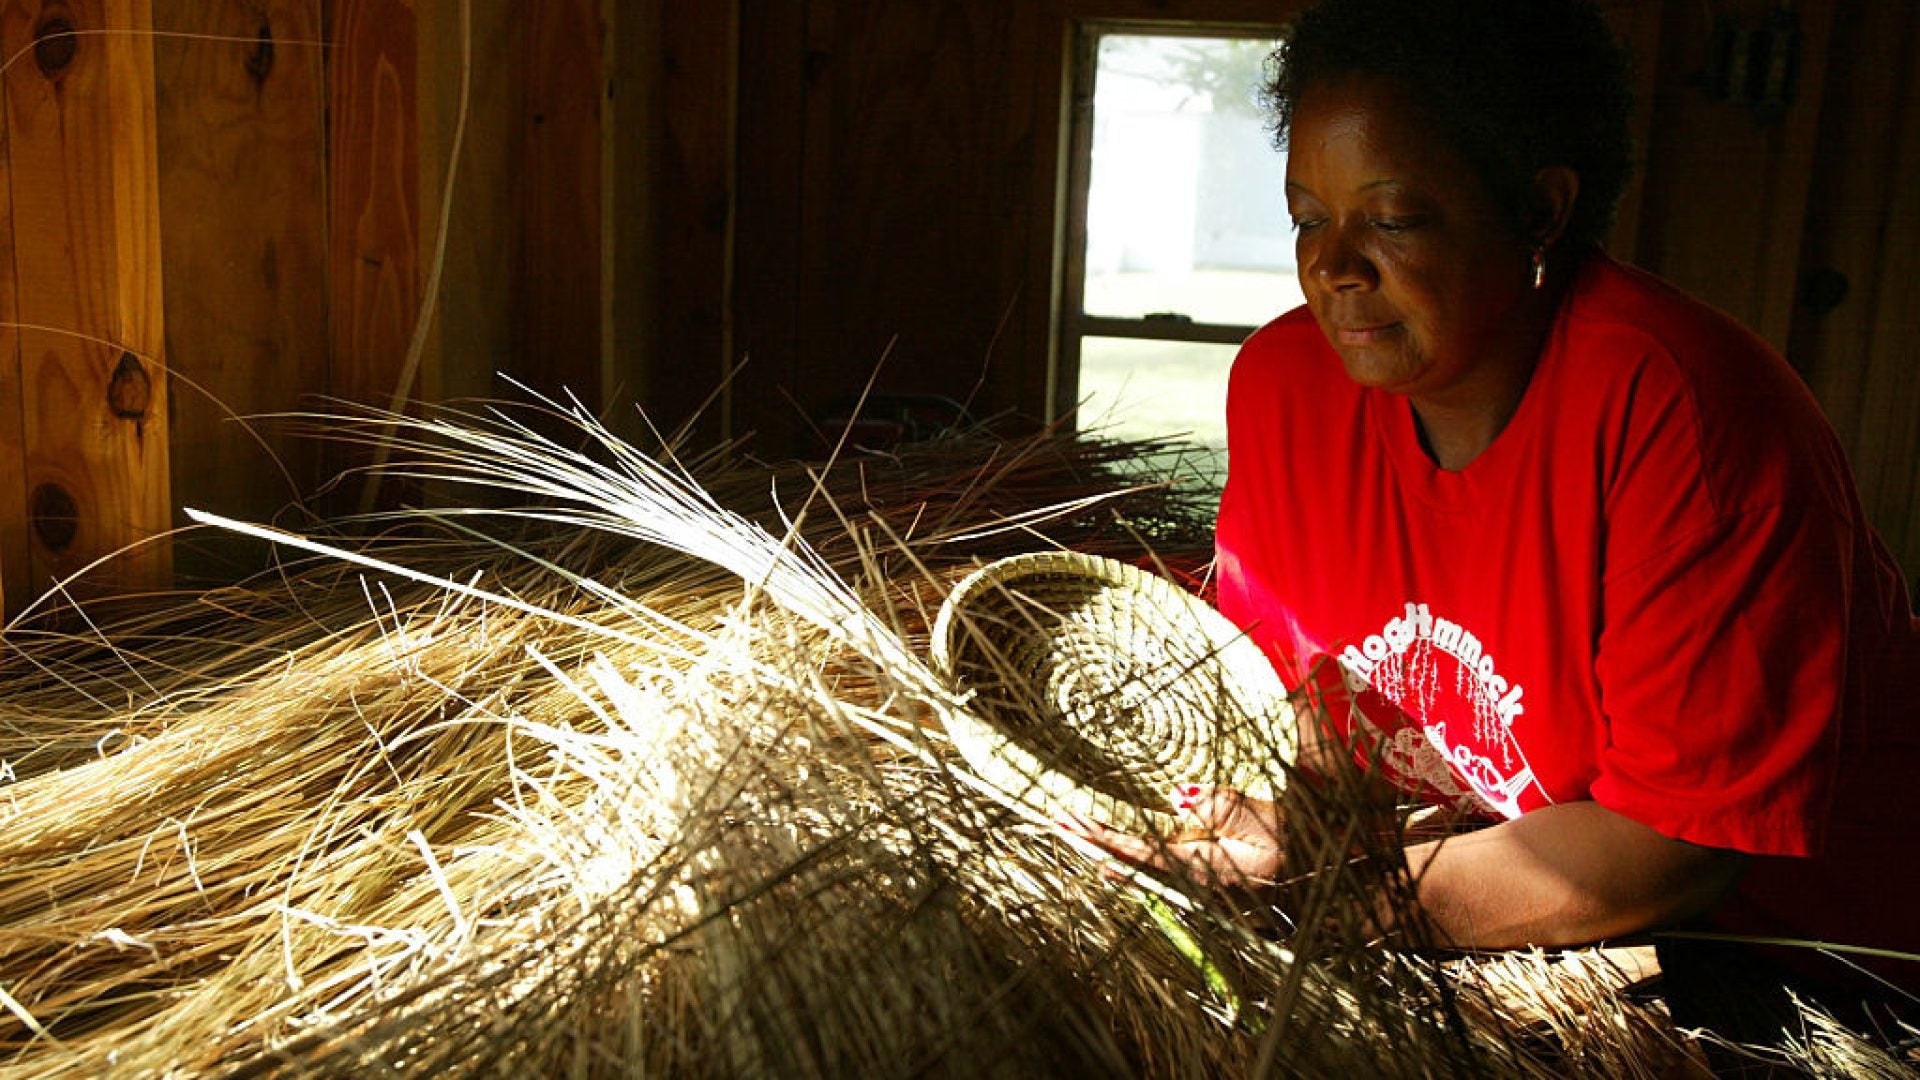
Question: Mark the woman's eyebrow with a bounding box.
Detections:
[1284,178,1405,196]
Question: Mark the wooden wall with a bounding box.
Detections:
[0,0,621,609]
[1787,1,1920,591]
[2,0,1918,615]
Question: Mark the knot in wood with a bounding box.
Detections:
[246,20,275,84]
[107,351,152,420]
[33,15,78,79]
[30,483,78,553]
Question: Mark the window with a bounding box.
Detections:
[1056,28,1300,483]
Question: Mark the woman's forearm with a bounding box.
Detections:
[1398,801,1747,948]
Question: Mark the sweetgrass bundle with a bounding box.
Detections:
[0,398,1855,1076]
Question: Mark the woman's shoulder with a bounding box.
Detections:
[1556,252,1851,519]
[1557,253,1824,430]
[1562,253,1782,378]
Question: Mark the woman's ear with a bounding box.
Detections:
[1531,166,1580,248]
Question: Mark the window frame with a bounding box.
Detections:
[1051,19,1293,426]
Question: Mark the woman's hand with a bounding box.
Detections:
[1063,785,1286,891]
[1065,789,1748,950]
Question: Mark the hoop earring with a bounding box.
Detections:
[1530,247,1547,290]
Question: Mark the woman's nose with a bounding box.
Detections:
[1309,225,1375,291]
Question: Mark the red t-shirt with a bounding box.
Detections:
[1215,252,1920,955]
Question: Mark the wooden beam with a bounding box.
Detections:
[1,0,171,601]
[153,0,328,581]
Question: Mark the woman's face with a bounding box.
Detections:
[1286,76,1536,403]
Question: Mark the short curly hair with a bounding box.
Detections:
[1263,0,1635,252]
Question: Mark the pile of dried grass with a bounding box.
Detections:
[0,402,1893,1076]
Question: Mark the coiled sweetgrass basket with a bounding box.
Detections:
[930,551,1294,836]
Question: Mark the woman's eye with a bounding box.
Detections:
[1371,217,1423,234]
[1289,216,1325,232]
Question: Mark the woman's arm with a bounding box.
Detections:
[1403,800,1747,947]
[1069,792,1748,949]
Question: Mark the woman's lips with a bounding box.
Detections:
[1335,323,1399,346]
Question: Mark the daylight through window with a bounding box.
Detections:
[1059,29,1301,483]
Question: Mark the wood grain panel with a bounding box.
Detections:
[643,0,735,446]
[602,0,658,445]
[730,0,806,450]
[153,0,327,580]
[785,0,1033,455]
[1596,0,1663,264]
[325,0,417,499]
[0,79,25,616]
[414,0,516,410]
[1050,0,1306,22]
[413,0,608,426]
[515,0,602,410]
[1865,14,1920,583]
[1,0,171,600]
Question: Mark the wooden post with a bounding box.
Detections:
[1,0,172,602]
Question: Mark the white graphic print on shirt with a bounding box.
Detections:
[1335,602,1552,819]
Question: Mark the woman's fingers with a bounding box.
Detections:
[1059,813,1170,873]
[1182,787,1283,845]
[1058,807,1279,886]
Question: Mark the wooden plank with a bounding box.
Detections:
[1747,4,1832,350]
[414,0,608,432]
[413,0,517,410]
[515,0,603,410]
[0,69,25,617]
[325,0,419,503]
[1,0,171,601]
[1782,0,1920,585]
[1787,0,1916,532]
[1050,0,1308,23]
[785,0,1038,455]
[601,0,657,446]
[152,0,328,582]
[729,0,804,450]
[646,0,735,447]
[1597,0,1664,263]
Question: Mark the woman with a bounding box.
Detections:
[1072,0,1920,1005]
